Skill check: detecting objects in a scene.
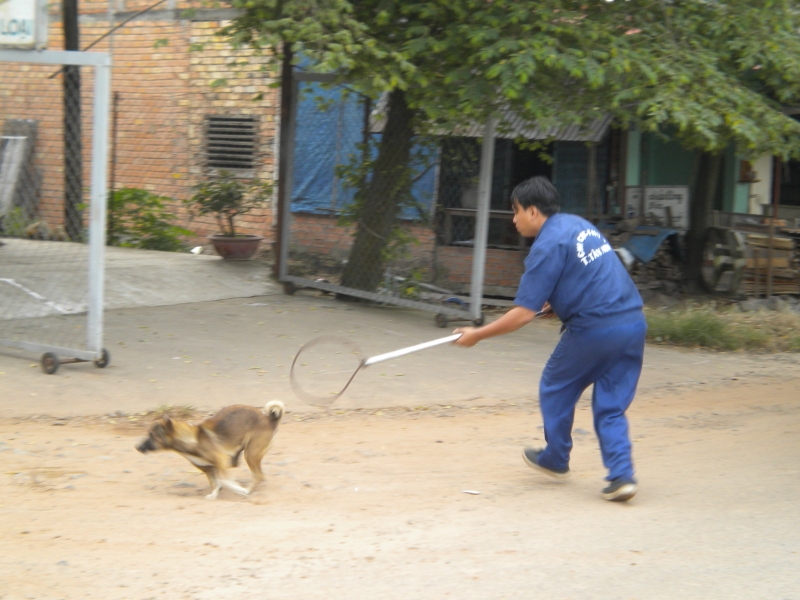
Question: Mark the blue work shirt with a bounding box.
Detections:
[514,213,643,330]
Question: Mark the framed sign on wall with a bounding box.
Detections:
[0,0,49,50]
[625,186,690,230]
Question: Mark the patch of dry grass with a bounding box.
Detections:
[645,304,800,352]
[147,404,197,420]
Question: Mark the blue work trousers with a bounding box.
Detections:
[536,316,647,481]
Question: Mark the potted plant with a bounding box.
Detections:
[185,171,272,260]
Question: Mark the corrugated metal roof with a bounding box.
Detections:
[496,111,613,143]
[370,105,613,143]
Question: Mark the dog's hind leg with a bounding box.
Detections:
[231,447,243,468]
[243,441,268,494]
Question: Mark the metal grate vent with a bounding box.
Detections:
[205,115,258,170]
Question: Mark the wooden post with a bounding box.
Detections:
[754,248,760,299]
[110,91,119,195]
[617,129,628,215]
[587,143,597,218]
[63,0,83,241]
[767,157,781,298]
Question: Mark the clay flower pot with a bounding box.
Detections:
[185,171,273,260]
[208,234,264,260]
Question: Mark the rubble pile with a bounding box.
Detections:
[603,215,800,299]
[601,218,685,298]
[627,244,684,296]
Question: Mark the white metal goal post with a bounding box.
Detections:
[0,49,111,373]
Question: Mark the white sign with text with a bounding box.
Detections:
[624,186,690,230]
[0,0,48,49]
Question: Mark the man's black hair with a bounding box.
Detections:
[511,176,560,216]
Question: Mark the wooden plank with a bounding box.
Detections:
[745,257,790,269]
[444,207,514,218]
[746,234,795,251]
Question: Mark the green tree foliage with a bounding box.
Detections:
[229,0,800,157]
[434,0,800,158]
[225,0,800,288]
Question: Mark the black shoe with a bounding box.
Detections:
[601,478,637,502]
[522,448,569,479]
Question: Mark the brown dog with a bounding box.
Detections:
[135,401,284,499]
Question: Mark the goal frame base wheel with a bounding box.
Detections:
[94,348,110,369]
[41,352,59,375]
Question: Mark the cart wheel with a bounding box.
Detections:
[94,348,110,369]
[435,313,448,328]
[700,227,746,294]
[41,352,59,375]
[283,281,296,295]
[472,314,485,327]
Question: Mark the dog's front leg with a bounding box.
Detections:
[183,457,222,500]
[198,466,222,500]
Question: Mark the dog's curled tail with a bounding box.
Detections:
[264,400,285,421]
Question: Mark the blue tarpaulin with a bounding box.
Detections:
[292,82,437,219]
[623,226,681,263]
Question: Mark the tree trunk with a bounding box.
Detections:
[63,0,83,241]
[340,89,415,292]
[685,151,723,284]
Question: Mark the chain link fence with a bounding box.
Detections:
[279,75,498,327]
[0,50,110,373]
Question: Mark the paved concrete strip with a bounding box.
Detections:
[0,239,279,315]
[103,246,279,309]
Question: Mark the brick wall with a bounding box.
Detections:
[0,2,278,240]
[80,1,213,15]
[436,246,526,291]
[1,1,524,295]
[289,214,435,261]
[184,19,277,238]
[287,213,524,293]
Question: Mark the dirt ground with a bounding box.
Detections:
[2,378,799,600]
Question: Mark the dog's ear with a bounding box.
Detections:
[162,415,173,431]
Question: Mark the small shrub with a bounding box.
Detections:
[107,188,192,252]
[184,171,272,237]
[0,207,32,237]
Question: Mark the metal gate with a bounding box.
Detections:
[277,72,496,328]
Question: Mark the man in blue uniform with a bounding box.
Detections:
[454,176,646,502]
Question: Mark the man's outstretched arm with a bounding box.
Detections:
[453,305,538,347]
